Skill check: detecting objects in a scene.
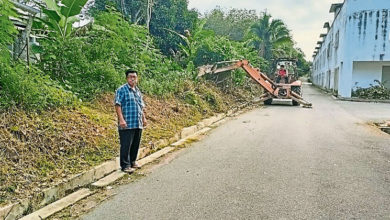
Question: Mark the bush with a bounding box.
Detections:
[37,36,123,100]
[352,80,390,100]
[0,64,76,110]
[37,9,192,99]
[0,0,77,110]
[93,10,192,96]
[0,0,17,64]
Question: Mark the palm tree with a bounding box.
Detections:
[272,42,298,59]
[249,12,292,60]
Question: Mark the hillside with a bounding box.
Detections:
[0,81,261,205]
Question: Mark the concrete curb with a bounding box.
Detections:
[91,147,175,188]
[0,204,13,220]
[91,170,126,188]
[312,84,390,104]
[0,158,119,220]
[0,200,29,220]
[137,147,175,166]
[171,128,212,147]
[19,188,92,220]
[39,158,120,208]
[332,95,390,103]
[1,100,258,220]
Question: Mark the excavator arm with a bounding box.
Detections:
[198,60,312,107]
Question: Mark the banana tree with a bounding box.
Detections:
[34,0,88,39]
[163,20,213,61]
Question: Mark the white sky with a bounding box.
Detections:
[188,0,344,61]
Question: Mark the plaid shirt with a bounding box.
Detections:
[115,84,145,129]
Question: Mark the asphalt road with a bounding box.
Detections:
[83,85,390,220]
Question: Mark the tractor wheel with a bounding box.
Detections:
[291,86,302,96]
[264,98,273,105]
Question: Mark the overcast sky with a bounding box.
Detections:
[188,0,344,61]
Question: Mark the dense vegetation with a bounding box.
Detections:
[0,0,310,111]
[0,0,76,110]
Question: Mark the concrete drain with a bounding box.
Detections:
[375,121,390,135]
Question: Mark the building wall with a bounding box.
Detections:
[312,1,349,94]
[383,66,390,89]
[352,61,390,89]
[346,0,390,61]
[312,0,390,98]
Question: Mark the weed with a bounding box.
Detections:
[37,159,55,177]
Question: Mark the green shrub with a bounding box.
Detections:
[37,37,123,100]
[202,89,225,111]
[0,64,76,110]
[352,80,390,100]
[184,91,200,105]
[0,0,75,110]
[93,10,192,96]
[0,0,17,64]
[174,25,268,86]
[37,9,192,99]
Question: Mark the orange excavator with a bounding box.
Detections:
[198,60,312,108]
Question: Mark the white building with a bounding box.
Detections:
[312,0,390,98]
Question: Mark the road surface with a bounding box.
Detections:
[83,85,390,219]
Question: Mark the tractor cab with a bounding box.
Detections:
[271,58,299,85]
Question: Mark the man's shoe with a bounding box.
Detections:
[131,162,141,169]
[122,167,136,173]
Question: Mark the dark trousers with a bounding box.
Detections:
[119,129,142,170]
[276,75,288,84]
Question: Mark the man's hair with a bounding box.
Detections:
[280,65,285,68]
[125,69,138,77]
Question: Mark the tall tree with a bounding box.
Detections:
[204,7,258,41]
[146,0,152,31]
[92,0,147,24]
[149,0,198,55]
[92,0,198,55]
[248,12,292,60]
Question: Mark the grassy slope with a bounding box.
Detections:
[0,81,261,205]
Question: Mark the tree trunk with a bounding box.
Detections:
[146,0,153,32]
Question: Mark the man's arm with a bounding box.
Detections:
[142,110,148,127]
[115,105,127,129]
[139,90,147,128]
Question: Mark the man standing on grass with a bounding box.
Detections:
[115,69,147,173]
